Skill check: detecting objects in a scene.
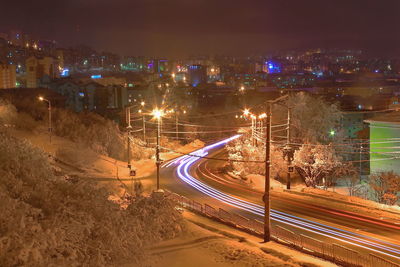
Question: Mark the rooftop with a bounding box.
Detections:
[365,110,400,125]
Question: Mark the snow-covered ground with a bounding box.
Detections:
[133,211,338,267]
[6,126,331,267]
[10,126,204,196]
[11,125,398,266]
[243,174,400,223]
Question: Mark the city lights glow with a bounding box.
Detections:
[152,108,164,119]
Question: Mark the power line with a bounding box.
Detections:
[159,146,265,163]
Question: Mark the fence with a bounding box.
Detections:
[166,192,400,267]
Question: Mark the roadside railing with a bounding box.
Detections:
[166,191,400,267]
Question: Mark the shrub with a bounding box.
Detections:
[52,109,126,160]
[0,129,184,267]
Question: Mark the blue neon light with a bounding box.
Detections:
[61,68,69,77]
[266,61,281,73]
[91,74,102,79]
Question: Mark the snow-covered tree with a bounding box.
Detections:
[0,129,184,267]
[293,143,343,187]
[227,136,285,178]
[0,99,17,125]
[369,171,400,205]
[274,92,343,144]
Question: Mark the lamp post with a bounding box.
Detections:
[175,112,179,140]
[127,109,132,170]
[152,108,164,190]
[126,101,146,169]
[140,101,146,144]
[38,96,52,144]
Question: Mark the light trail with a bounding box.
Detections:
[196,158,400,231]
[167,136,400,261]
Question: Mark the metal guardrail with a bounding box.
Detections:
[166,192,400,267]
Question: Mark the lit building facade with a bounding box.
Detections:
[188,64,207,87]
[0,63,16,89]
[26,56,58,88]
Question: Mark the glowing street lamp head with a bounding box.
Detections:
[152,108,164,119]
[259,113,267,119]
[140,101,145,106]
[243,109,250,116]
[38,96,44,101]
[329,130,335,136]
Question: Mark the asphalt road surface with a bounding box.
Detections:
[158,136,400,264]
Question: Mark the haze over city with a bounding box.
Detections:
[2,0,400,56]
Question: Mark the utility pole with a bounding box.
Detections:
[48,100,52,144]
[176,113,179,140]
[285,107,294,190]
[127,107,132,170]
[260,119,264,138]
[255,117,258,146]
[359,145,363,181]
[156,117,161,190]
[251,117,255,146]
[142,114,146,145]
[38,96,52,144]
[263,102,272,243]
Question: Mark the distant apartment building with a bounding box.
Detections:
[26,56,58,88]
[49,77,128,112]
[0,63,16,89]
[188,64,207,87]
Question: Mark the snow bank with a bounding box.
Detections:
[246,174,284,191]
[0,129,184,267]
[300,187,400,215]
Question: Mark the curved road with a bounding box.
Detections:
[159,136,400,264]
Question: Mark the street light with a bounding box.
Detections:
[258,113,267,119]
[152,108,164,119]
[152,108,164,190]
[38,96,52,144]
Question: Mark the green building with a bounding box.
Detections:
[365,111,400,175]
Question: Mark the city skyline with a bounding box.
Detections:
[2,0,400,57]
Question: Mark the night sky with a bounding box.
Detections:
[2,0,400,57]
